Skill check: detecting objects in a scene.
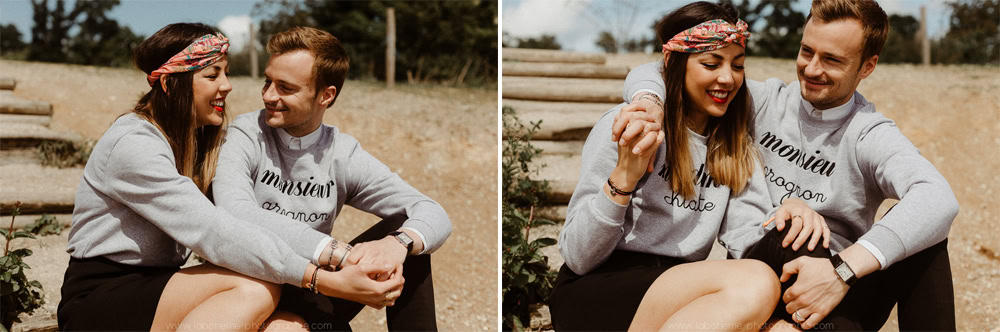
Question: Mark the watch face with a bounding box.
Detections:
[397,232,413,244]
[835,265,852,281]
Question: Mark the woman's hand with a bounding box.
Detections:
[318,264,405,309]
[605,115,663,204]
[763,198,830,251]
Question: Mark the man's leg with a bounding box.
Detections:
[330,215,438,331]
[890,239,956,331]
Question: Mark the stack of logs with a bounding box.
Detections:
[501,48,629,223]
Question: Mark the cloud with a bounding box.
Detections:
[217,15,252,52]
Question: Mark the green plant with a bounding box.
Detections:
[502,106,557,330]
[36,140,93,168]
[24,214,64,236]
[1,202,45,331]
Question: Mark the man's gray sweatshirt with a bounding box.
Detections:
[66,113,309,286]
[560,107,772,275]
[623,62,959,268]
[211,111,451,259]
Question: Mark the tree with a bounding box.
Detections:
[595,31,618,53]
[0,24,27,55]
[880,14,921,64]
[749,0,806,58]
[27,0,138,66]
[514,35,561,50]
[933,0,999,64]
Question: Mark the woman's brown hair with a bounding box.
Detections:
[131,23,226,194]
[655,1,758,199]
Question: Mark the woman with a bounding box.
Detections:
[549,3,824,331]
[58,23,401,331]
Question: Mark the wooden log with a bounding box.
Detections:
[0,123,81,150]
[503,62,628,79]
[531,153,581,204]
[503,99,615,140]
[502,77,622,103]
[0,95,53,116]
[0,77,15,90]
[536,205,568,223]
[502,48,606,64]
[0,113,51,127]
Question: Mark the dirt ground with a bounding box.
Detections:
[0,59,499,331]
[604,54,1000,331]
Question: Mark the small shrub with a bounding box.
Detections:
[1,202,45,331]
[36,140,93,168]
[501,106,557,330]
[24,214,63,236]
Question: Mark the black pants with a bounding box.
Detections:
[276,216,438,331]
[742,226,955,331]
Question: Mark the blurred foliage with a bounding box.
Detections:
[37,140,93,168]
[504,32,562,50]
[254,0,497,86]
[1,24,28,56]
[933,0,999,65]
[26,0,143,67]
[882,14,922,64]
[24,215,64,236]
[501,106,556,330]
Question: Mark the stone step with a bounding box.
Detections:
[503,99,613,141]
[0,90,53,116]
[532,153,581,204]
[1,77,16,90]
[0,122,81,151]
[502,62,629,79]
[502,48,606,64]
[0,113,52,126]
[502,77,623,103]
[533,140,584,156]
[0,164,81,214]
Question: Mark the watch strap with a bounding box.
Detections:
[389,231,414,254]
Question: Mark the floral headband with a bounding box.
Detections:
[146,33,230,86]
[662,19,750,54]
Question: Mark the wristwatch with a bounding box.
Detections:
[389,231,414,254]
[829,254,857,287]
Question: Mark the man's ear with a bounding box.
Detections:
[159,74,170,96]
[319,86,337,107]
[858,55,878,80]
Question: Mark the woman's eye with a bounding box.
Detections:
[733,65,745,70]
[702,63,718,68]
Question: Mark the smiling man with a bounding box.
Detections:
[211,27,450,331]
[613,0,959,330]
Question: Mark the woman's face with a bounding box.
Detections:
[192,56,232,127]
[683,44,746,119]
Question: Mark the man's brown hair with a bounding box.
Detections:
[267,27,350,108]
[807,0,889,64]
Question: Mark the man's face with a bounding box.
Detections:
[262,50,331,136]
[796,18,876,110]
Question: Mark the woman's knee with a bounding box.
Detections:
[728,259,780,313]
[229,275,282,312]
[261,311,309,332]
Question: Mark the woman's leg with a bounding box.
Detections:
[260,311,310,332]
[150,263,282,332]
[629,259,780,332]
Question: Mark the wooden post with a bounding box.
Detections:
[249,22,259,79]
[920,6,930,66]
[386,7,396,88]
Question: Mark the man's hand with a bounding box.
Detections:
[763,198,830,251]
[779,256,849,330]
[321,264,404,309]
[612,92,665,159]
[345,236,408,281]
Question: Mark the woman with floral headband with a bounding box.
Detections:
[549,2,828,331]
[58,23,401,331]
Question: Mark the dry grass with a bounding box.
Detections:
[609,53,1000,331]
[0,59,499,331]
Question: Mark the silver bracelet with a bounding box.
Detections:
[336,244,353,270]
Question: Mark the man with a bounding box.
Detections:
[613,0,958,330]
[212,27,450,331]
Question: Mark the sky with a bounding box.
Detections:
[0,0,269,52]
[502,0,953,53]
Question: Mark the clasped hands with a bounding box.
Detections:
[612,99,848,329]
[317,235,408,309]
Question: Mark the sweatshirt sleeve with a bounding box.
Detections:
[855,121,958,268]
[718,161,775,258]
[559,109,630,275]
[622,62,665,102]
[340,139,451,254]
[100,130,309,286]
[212,125,333,265]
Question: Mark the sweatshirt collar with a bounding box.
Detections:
[275,126,322,150]
[800,93,855,122]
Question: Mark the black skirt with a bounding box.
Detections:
[58,256,179,331]
[548,250,688,331]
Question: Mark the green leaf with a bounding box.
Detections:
[533,237,557,247]
[12,230,36,240]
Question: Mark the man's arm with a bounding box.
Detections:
[213,125,336,266]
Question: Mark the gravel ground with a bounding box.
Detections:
[1,59,499,331]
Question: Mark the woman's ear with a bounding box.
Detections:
[159,74,170,96]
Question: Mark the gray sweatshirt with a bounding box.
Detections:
[559,106,772,275]
[66,113,309,286]
[211,111,451,257]
[624,62,959,268]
